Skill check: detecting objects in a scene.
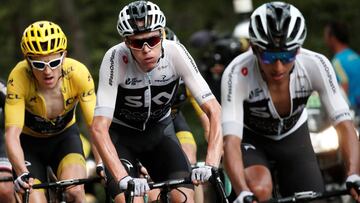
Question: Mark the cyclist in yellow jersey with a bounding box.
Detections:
[5,21,98,203]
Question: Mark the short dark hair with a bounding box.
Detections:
[326,21,349,44]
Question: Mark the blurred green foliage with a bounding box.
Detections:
[0,0,359,161]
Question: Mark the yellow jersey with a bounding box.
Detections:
[5,58,96,137]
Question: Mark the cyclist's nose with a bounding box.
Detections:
[43,65,52,73]
[272,60,286,71]
[142,43,151,53]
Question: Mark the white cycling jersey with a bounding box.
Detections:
[95,39,214,131]
[222,48,351,140]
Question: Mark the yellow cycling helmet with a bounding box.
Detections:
[21,21,67,56]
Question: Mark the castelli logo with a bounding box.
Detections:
[241,67,248,76]
[123,55,128,64]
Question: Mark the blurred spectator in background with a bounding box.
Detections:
[201,37,246,102]
[324,21,360,115]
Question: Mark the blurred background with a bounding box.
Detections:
[0,0,359,160]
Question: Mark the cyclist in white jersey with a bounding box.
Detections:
[221,2,360,203]
[90,1,222,202]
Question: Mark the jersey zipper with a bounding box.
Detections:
[277,118,283,136]
[143,73,152,130]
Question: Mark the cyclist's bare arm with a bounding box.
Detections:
[90,116,128,182]
[223,135,250,194]
[200,99,222,167]
[335,120,360,175]
[188,92,210,141]
[198,113,210,142]
[5,126,28,175]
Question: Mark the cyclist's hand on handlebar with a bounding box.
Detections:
[14,172,33,193]
[191,165,212,185]
[346,174,360,202]
[233,191,258,203]
[119,176,150,196]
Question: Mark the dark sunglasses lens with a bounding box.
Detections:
[261,51,296,64]
[131,39,145,49]
[147,36,161,47]
[32,62,46,69]
[49,59,61,68]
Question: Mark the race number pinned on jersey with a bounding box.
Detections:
[241,67,248,76]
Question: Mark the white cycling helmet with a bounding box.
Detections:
[117,1,166,37]
[249,1,306,51]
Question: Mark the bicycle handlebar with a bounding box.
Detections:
[125,167,229,203]
[148,177,192,190]
[31,176,102,189]
[261,189,349,203]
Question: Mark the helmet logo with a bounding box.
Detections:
[241,67,248,76]
[123,55,129,64]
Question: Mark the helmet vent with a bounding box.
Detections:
[255,15,267,41]
[289,17,301,42]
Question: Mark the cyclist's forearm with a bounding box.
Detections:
[90,117,128,181]
[198,113,210,142]
[90,142,102,164]
[5,127,28,175]
[202,99,222,167]
[336,120,360,175]
[223,136,250,195]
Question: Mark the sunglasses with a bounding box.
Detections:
[259,50,297,64]
[28,53,64,71]
[127,35,162,50]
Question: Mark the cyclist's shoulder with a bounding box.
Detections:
[296,48,332,71]
[104,42,129,57]
[297,48,328,61]
[222,50,255,78]
[62,57,91,76]
[8,60,34,85]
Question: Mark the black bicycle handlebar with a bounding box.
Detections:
[31,176,102,189]
[261,189,349,203]
[148,177,192,189]
[125,167,229,203]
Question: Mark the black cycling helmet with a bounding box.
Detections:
[249,2,306,51]
[207,37,243,67]
[117,1,166,37]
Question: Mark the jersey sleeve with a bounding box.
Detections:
[5,64,27,129]
[306,53,351,125]
[221,64,247,138]
[0,80,6,108]
[94,48,121,119]
[170,43,215,105]
[74,62,96,127]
